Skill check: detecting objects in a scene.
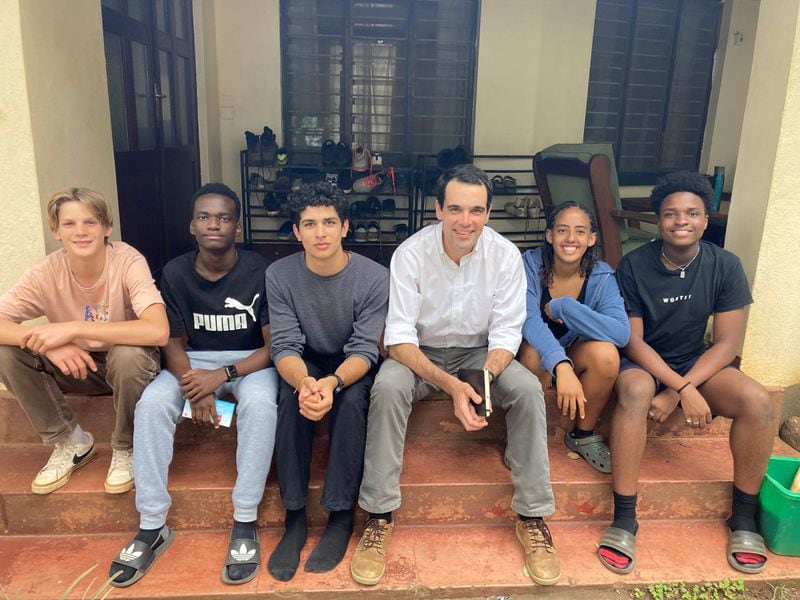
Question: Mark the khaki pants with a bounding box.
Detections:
[0,345,159,450]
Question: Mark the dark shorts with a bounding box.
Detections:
[619,349,737,394]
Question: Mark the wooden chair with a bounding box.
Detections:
[532,143,654,268]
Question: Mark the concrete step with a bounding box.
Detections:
[2,435,797,535]
[3,387,773,447]
[1,520,799,599]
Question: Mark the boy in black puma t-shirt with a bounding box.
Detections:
[597,171,773,576]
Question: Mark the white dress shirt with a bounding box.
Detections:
[384,222,525,353]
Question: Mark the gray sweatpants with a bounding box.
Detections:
[134,350,279,529]
[358,346,554,517]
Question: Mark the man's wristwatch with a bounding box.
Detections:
[327,373,345,394]
[223,364,239,382]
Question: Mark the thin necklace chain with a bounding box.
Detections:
[661,245,700,278]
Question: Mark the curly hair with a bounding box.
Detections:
[285,181,349,226]
[192,182,241,220]
[650,171,714,215]
[540,201,597,287]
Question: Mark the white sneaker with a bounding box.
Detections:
[31,433,96,494]
[105,448,134,494]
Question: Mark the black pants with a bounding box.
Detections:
[275,353,374,511]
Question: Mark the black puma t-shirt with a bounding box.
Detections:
[616,240,752,371]
[161,250,270,351]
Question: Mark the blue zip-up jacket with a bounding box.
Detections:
[521,247,630,374]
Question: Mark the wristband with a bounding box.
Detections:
[223,364,239,382]
[676,381,692,394]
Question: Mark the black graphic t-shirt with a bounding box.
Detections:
[161,250,270,351]
[616,240,752,370]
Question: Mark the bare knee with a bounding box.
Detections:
[577,341,620,381]
[736,384,774,428]
[614,372,654,415]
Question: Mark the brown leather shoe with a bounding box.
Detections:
[350,518,394,585]
[515,519,561,585]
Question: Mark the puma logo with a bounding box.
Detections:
[224,294,259,323]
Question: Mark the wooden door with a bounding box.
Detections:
[102,0,200,276]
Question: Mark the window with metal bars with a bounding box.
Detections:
[280,0,479,166]
[584,0,722,185]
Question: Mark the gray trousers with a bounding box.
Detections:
[358,346,555,517]
[133,350,279,529]
[0,344,159,450]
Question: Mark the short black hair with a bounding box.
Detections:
[285,181,349,226]
[435,164,493,209]
[191,182,241,220]
[650,171,713,215]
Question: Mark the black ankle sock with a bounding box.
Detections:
[610,492,638,535]
[305,509,355,573]
[267,508,308,582]
[727,486,759,533]
[369,511,392,524]
[110,527,164,583]
[225,520,258,582]
[519,514,542,522]
[571,427,594,439]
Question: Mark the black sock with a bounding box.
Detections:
[225,520,258,582]
[110,527,164,583]
[369,511,392,524]
[267,508,308,582]
[519,514,542,522]
[571,427,594,439]
[610,492,638,535]
[727,486,759,533]
[305,509,355,573]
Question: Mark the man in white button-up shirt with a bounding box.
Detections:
[350,165,559,587]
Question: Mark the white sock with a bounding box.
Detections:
[67,424,91,446]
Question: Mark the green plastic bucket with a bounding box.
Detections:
[758,455,800,556]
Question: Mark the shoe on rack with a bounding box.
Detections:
[504,197,527,217]
[349,200,366,220]
[380,167,396,193]
[264,192,281,216]
[31,432,96,494]
[261,126,278,165]
[367,221,380,242]
[277,147,288,166]
[491,175,504,194]
[503,175,517,194]
[437,147,456,170]
[351,518,394,586]
[245,131,261,166]
[105,448,134,494]
[248,172,269,192]
[274,176,292,200]
[354,222,368,242]
[291,177,303,192]
[453,144,470,165]
[515,519,561,586]
[381,198,396,216]
[372,152,383,167]
[325,172,339,185]
[277,220,293,240]
[366,196,381,215]
[352,145,372,174]
[393,223,408,242]
[321,139,336,166]
[334,141,351,168]
[352,173,383,194]
[527,196,542,219]
[338,170,353,193]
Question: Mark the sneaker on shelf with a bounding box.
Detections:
[352,145,372,175]
[380,167,396,194]
[274,175,292,200]
[527,196,542,219]
[393,223,409,242]
[244,131,262,166]
[321,139,336,166]
[381,198,396,216]
[277,220,293,240]
[260,126,278,165]
[366,196,381,215]
[372,152,383,168]
[502,175,517,194]
[264,192,281,216]
[291,177,303,192]
[325,171,339,185]
[277,147,288,166]
[453,144,470,165]
[349,200,365,220]
[515,519,561,586]
[491,175,505,194]
[105,448,134,494]
[354,222,368,242]
[352,173,383,194]
[249,172,269,191]
[334,141,351,168]
[31,432,96,495]
[367,221,380,242]
[351,518,394,586]
[504,198,527,217]
[437,147,456,170]
[338,170,353,193]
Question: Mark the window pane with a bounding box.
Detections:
[173,0,188,39]
[156,0,169,32]
[104,33,130,151]
[159,51,175,147]
[131,41,155,149]
[128,0,148,22]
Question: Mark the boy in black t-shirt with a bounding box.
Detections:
[597,172,773,576]
[109,183,279,587]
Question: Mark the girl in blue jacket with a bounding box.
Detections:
[520,202,630,473]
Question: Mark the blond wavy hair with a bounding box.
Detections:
[47,187,113,231]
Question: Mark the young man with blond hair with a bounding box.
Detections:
[0,187,168,495]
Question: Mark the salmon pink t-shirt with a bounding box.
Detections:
[0,242,164,351]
